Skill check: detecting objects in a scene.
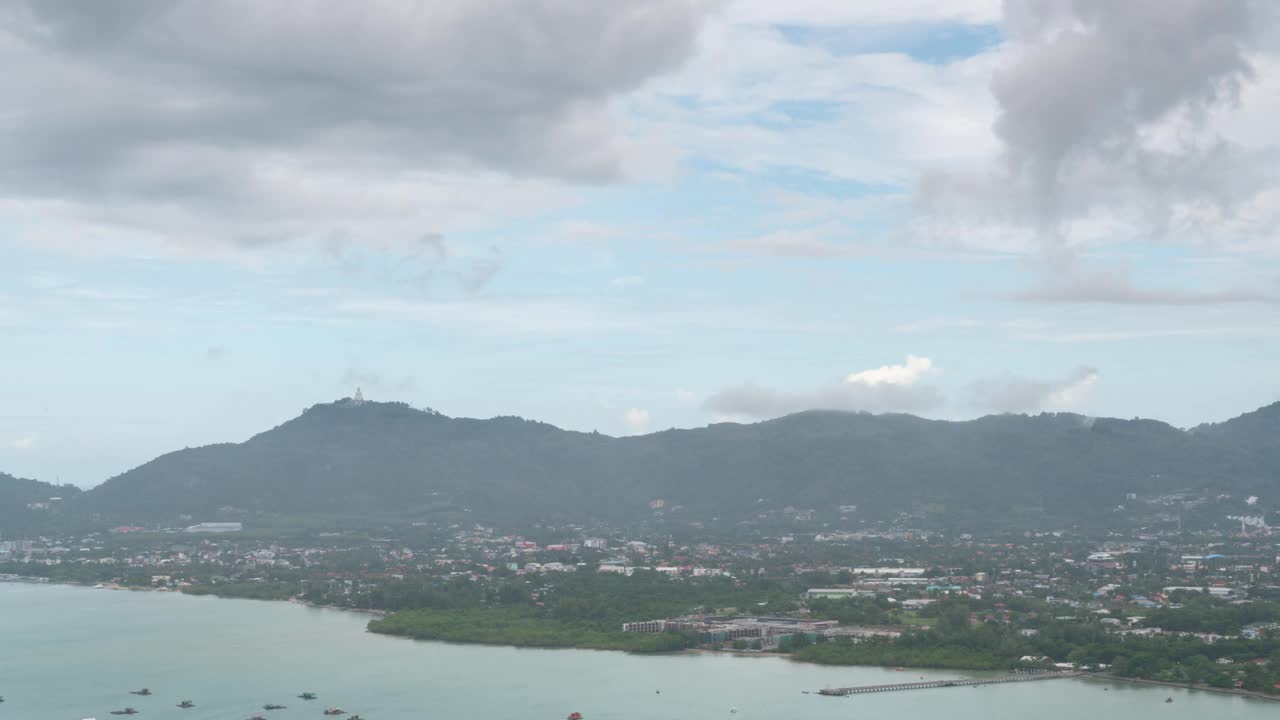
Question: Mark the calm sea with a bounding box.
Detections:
[2,583,1275,719]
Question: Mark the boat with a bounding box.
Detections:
[248,716,267,720]
[1165,697,1174,703]
[129,689,152,696]
[178,700,195,709]
[568,713,584,720]
[109,709,139,716]
[264,704,287,710]
[298,692,318,700]
[323,709,346,716]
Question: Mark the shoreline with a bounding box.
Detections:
[8,582,1280,702]
[4,577,388,617]
[1085,673,1280,703]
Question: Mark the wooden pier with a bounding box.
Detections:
[817,670,1080,696]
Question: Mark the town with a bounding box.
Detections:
[4,505,1280,697]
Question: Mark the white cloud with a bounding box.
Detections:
[0,1,716,255]
[969,367,1099,413]
[628,16,1005,187]
[704,355,943,419]
[844,355,935,386]
[623,407,652,434]
[715,225,864,258]
[915,0,1280,267]
[1046,369,1098,411]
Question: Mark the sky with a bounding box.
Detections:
[2,0,1279,487]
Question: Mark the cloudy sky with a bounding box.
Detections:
[3,0,1279,486]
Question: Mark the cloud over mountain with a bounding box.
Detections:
[704,355,944,419]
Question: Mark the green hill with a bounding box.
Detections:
[63,398,1279,531]
[0,471,81,537]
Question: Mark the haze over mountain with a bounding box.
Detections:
[17,398,1277,533]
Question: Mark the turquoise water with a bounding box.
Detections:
[2,583,1276,719]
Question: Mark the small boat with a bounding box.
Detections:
[1165,698,1173,703]
[178,700,195,709]
[568,713,584,720]
[129,689,152,696]
[323,709,346,716]
[110,709,139,716]
[264,704,287,710]
[248,716,267,720]
[298,693,318,701]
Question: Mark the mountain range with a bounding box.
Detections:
[5,399,1279,534]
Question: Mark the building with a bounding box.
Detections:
[184,522,243,534]
[623,620,667,633]
[806,588,875,600]
[853,568,927,577]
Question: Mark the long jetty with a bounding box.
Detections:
[817,670,1080,696]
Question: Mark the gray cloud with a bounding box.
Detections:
[992,0,1265,225]
[703,378,945,419]
[0,1,713,244]
[917,0,1280,299]
[969,366,1099,413]
[1010,263,1278,305]
[204,346,227,361]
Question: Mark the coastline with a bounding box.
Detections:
[2,576,388,617]
[1085,673,1280,703]
[8,581,1280,702]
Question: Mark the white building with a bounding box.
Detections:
[184,522,243,534]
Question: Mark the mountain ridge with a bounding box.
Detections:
[42,397,1278,533]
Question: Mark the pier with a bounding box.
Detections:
[817,670,1080,696]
